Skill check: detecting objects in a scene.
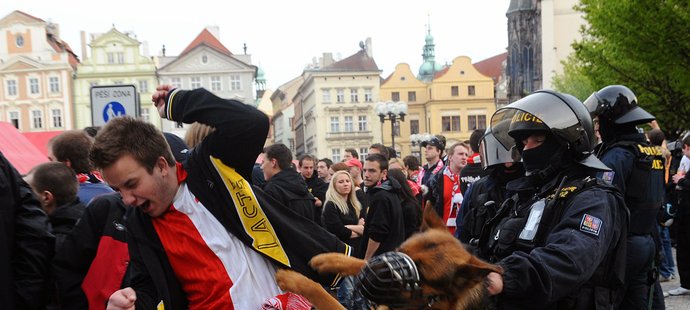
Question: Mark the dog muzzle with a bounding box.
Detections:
[355,251,436,309]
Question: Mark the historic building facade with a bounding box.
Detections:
[0,10,78,132]
[156,27,257,136]
[270,76,303,155]
[73,28,158,129]
[294,39,382,162]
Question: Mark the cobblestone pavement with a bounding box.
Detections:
[661,249,690,310]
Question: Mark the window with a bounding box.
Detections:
[336,89,345,103]
[350,88,359,103]
[6,80,17,96]
[442,116,461,132]
[171,77,182,89]
[359,148,368,159]
[364,88,373,102]
[9,111,19,128]
[32,110,43,129]
[451,86,459,96]
[410,119,419,134]
[51,109,62,128]
[190,77,201,89]
[468,85,476,96]
[467,114,487,130]
[211,76,222,91]
[117,52,125,64]
[322,89,331,103]
[344,116,353,132]
[107,52,115,64]
[49,77,60,93]
[288,117,294,130]
[358,116,367,131]
[393,121,401,137]
[332,149,341,163]
[29,78,40,94]
[138,80,149,93]
[230,75,241,90]
[16,34,24,47]
[330,117,340,132]
[408,91,416,102]
[391,92,400,101]
[201,55,208,64]
[140,107,150,123]
[288,139,295,152]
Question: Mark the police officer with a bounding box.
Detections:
[457,126,524,249]
[585,85,665,309]
[482,90,628,309]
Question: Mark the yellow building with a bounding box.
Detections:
[380,56,496,158]
[0,11,78,132]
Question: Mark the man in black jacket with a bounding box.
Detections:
[361,154,405,260]
[92,86,350,310]
[299,154,327,223]
[262,143,316,222]
[0,151,54,309]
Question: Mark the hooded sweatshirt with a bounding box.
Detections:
[263,169,317,222]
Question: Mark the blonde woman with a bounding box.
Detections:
[322,171,364,256]
[322,170,368,309]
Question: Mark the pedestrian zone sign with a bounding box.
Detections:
[90,85,139,126]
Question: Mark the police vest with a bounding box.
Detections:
[480,175,629,308]
[604,141,665,235]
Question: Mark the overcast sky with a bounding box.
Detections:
[3,0,511,89]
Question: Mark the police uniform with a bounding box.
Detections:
[482,90,628,309]
[597,134,665,309]
[586,85,665,309]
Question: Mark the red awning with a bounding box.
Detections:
[0,122,49,174]
[22,130,63,157]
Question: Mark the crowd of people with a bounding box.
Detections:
[1,83,688,309]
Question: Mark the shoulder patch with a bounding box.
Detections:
[601,171,615,184]
[580,214,602,236]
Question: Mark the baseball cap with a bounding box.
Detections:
[420,135,446,150]
[345,158,362,170]
[163,132,189,162]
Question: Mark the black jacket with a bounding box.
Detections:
[53,193,129,309]
[263,169,316,221]
[50,199,85,251]
[0,151,54,310]
[304,174,328,223]
[322,200,362,258]
[361,178,405,257]
[125,88,351,310]
[459,162,486,194]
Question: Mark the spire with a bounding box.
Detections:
[418,14,439,81]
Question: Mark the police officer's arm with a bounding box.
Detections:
[599,149,635,193]
[496,188,619,308]
[456,183,474,240]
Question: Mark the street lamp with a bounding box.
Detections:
[375,101,408,152]
[410,133,433,161]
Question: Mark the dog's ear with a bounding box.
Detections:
[420,201,446,231]
[452,256,504,290]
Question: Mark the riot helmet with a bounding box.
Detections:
[490,90,610,172]
[480,125,518,169]
[584,85,654,125]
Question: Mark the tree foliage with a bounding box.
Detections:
[551,54,595,102]
[572,0,690,137]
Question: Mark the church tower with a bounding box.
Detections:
[417,17,443,82]
[506,0,542,102]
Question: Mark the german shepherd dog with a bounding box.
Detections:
[276,204,503,309]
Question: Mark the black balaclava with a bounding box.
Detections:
[515,132,564,185]
[598,119,638,144]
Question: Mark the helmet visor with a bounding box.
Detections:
[481,122,518,169]
[583,92,602,118]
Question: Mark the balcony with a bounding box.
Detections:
[325,130,374,141]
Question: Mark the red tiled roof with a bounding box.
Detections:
[323,50,379,72]
[0,122,49,174]
[47,37,80,68]
[22,130,63,157]
[473,52,507,81]
[180,28,232,57]
[433,66,449,79]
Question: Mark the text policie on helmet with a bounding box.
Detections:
[478,90,628,309]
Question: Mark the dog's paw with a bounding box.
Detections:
[310,253,366,275]
[276,269,312,295]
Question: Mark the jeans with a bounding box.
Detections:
[336,276,370,310]
[658,225,675,278]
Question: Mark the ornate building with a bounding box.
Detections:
[156,26,257,136]
[0,10,78,132]
[506,0,585,101]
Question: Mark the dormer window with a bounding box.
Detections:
[201,55,208,64]
[16,34,24,47]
